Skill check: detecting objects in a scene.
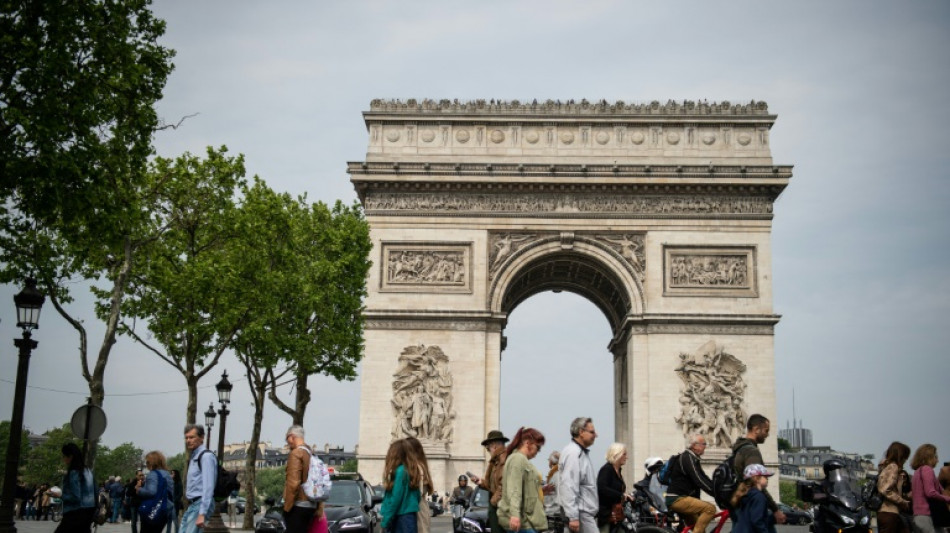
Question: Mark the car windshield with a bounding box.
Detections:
[471,488,490,508]
[326,481,363,506]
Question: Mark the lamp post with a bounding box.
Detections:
[0,278,46,533]
[204,371,233,533]
[204,403,217,452]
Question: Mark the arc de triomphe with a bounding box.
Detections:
[348,98,791,486]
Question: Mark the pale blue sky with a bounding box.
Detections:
[1,1,948,471]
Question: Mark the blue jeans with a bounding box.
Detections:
[111,498,123,523]
[180,501,202,533]
[388,513,418,533]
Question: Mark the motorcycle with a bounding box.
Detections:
[255,499,286,533]
[429,493,445,517]
[797,459,871,533]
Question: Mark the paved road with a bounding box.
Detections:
[8,515,817,533]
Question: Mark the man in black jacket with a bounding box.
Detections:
[666,434,717,533]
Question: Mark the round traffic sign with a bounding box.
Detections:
[71,403,107,440]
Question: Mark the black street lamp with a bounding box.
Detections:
[204,403,217,451]
[0,278,46,533]
[205,371,233,533]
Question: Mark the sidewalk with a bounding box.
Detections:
[9,516,256,533]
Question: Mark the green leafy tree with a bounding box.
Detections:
[94,442,143,485]
[0,0,175,468]
[229,180,371,528]
[341,458,359,473]
[779,480,805,508]
[0,0,174,230]
[22,425,81,486]
[0,421,30,484]
[267,199,372,425]
[120,147,249,430]
[167,452,187,474]
[778,437,792,451]
[254,466,286,504]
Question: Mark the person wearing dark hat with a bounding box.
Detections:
[470,430,509,533]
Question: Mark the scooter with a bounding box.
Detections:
[429,494,445,517]
[796,459,871,533]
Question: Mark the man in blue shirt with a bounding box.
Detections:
[182,424,217,533]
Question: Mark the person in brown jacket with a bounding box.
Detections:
[283,425,316,533]
[877,441,912,533]
[470,430,509,533]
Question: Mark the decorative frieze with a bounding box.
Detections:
[366,192,773,218]
[489,233,539,278]
[674,341,747,449]
[381,242,473,293]
[664,246,757,297]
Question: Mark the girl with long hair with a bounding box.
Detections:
[380,439,421,533]
[55,442,96,533]
[877,442,912,533]
[404,438,435,533]
[498,427,548,533]
[729,464,776,533]
[910,444,950,533]
[136,450,174,533]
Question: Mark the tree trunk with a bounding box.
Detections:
[242,375,267,529]
[269,366,311,425]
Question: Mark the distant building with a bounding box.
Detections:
[779,447,875,482]
[779,419,813,449]
[218,441,357,472]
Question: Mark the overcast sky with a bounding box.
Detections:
[2,1,949,475]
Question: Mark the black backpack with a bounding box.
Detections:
[861,475,884,511]
[658,453,679,486]
[711,442,755,509]
[197,450,241,500]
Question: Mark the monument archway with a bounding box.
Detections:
[349,99,791,488]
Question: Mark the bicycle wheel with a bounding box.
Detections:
[634,525,676,533]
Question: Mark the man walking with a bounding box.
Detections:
[471,430,509,533]
[558,417,598,533]
[108,476,124,523]
[666,434,716,533]
[732,414,786,524]
[283,425,317,533]
[182,424,217,533]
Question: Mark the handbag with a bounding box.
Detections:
[609,502,624,525]
[416,467,431,533]
[138,471,169,527]
[930,499,950,528]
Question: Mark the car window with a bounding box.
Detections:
[327,481,364,506]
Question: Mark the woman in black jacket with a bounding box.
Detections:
[597,443,632,533]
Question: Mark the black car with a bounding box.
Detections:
[778,503,813,525]
[455,488,491,533]
[217,496,259,515]
[324,474,383,533]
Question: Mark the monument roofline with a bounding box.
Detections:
[365,98,773,121]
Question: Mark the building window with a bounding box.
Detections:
[801,456,806,465]
[814,456,820,465]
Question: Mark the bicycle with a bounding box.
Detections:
[679,510,729,533]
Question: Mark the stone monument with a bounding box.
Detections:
[349,98,791,486]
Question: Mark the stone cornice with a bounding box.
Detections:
[366,98,773,121]
[349,161,793,180]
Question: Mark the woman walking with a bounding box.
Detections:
[597,443,632,533]
[498,427,548,533]
[729,464,777,533]
[55,442,96,533]
[911,444,950,533]
[380,439,421,533]
[405,438,435,533]
[136,451,174,533]
[878,442,912,533]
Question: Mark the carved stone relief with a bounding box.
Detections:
[664,246,757,297]
[674,341,747,448]
[595,234,645,281]
[381,242,472,293]
[489,233,538,278]
[391,344,456,443]
[365,192,773,217]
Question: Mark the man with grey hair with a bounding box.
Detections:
[665,434,716,533]
[283,425,316,533]
[558,417,598,533]
[182,424,217,533]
